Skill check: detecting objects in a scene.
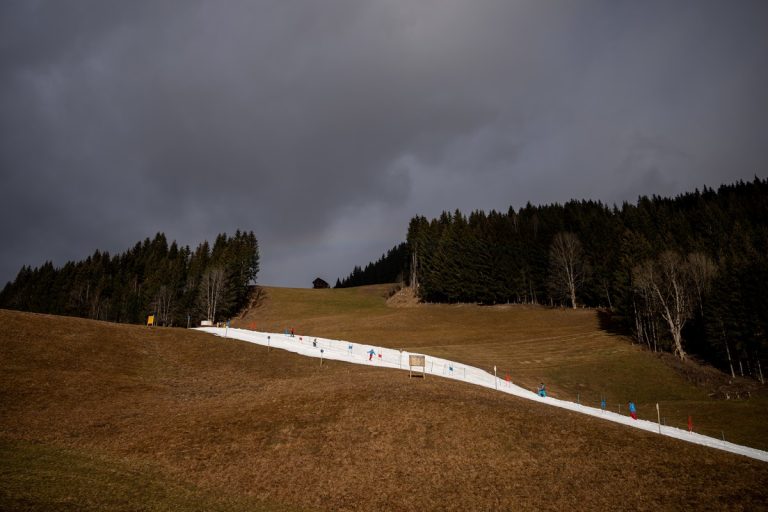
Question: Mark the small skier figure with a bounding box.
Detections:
[290,327,295,337]
[601,397,606,411]
[312,339,317,348]
[505,373,511,387]
[368,349,376,361]
[628,401,637,420]
[538,383,547,397]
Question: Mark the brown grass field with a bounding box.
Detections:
[241,285,768,449]
[2,285,768,511]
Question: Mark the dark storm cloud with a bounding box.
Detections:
[2,1,767,287]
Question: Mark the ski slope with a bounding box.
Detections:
[197,326,768,463]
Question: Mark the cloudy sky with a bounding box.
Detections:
[1,1,767,288]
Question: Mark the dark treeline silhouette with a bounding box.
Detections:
[404,178,766,377]
[0,231,259,326]
[335,242,409,288]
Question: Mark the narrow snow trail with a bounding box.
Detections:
[197,327,768,463]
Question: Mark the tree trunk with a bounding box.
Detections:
[549,232,583,309]
[671,328,686,361]
[632,296,643,347]
[604,282,613,310]
[723,329,736,379]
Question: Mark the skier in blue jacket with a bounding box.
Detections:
[628,401,637,420]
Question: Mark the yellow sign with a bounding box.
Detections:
[147,315,155,326]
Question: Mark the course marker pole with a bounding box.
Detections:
[656,403,661,434]
[494,366,497,389]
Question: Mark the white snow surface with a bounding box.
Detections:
[196,326,768,463]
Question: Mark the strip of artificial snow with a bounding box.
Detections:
[196,327,768,463]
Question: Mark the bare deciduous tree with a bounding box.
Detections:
[410,242,419,290]
[200,266,226,322]
[154,284,173,326]
[687,252,717,316]
[548,232,585,309]
[632,251,716,360]
[632,266,663,352]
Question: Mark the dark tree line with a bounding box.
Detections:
[335,243,409,288]
[402,177,767,377]
[0,231,259,326]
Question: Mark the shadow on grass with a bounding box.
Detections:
[596,309,632,337]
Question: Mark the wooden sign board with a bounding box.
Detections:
[409,355,425,366]
[409,354,426,379]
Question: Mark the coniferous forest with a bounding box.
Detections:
[3,178,767,378]
[0,231,259,326]
[335,243,409,288]
[341,178,767,378]
[405,178,767,376]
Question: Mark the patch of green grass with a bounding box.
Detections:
[0,439,305,512]
[269,286,389,314]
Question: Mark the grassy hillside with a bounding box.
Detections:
[2,305,767,511]
[239,285,768,450]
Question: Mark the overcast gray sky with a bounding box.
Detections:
[2,0,767,288]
